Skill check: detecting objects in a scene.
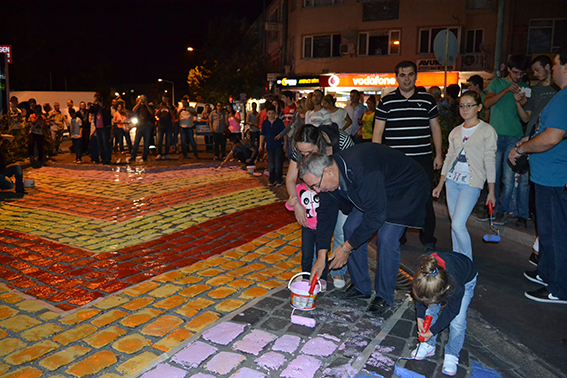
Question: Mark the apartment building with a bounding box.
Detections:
[259,0,566,98]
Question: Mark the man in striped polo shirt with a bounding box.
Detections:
[372,61,443,251]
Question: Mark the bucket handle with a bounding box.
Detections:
[288,272,321,291]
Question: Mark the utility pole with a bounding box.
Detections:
[494,0,506,78]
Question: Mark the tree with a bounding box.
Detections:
[186,16,267,103]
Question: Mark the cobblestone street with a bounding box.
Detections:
[0,153,563,378]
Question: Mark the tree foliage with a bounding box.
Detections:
[187,16,267,103]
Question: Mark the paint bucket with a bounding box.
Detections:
[23,178,35,188]
[246,165,255,174]
[288,272,321,310]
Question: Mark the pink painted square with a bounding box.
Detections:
[272,334,301,354]
[172,341,217,368]
[139,363,188,378]
[280,355,322,378]
[202,322,246,346]
[205,351,245,375]
[233,329,277,356]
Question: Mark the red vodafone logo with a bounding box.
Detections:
[328,75,340,87]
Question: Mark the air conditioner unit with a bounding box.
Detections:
[461,53,486,70]
[340,43,354,55]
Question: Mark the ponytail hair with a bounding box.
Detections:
[411,255,450,307]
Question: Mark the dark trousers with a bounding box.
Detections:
[28,133,44,162]
[156,126,171,156]
[89,135,99,163]
[535,184,567,300]
[81,126,90,153]
[301,227,328,281]
[132,124,152,160]
[267,147,284,184]
[412,154,437,247]
[213,132,227,158]
[72,138,82,161]
[96,128,112,164]
[249,131,260,148]
[345,208,406,306]
[180,127,198,157]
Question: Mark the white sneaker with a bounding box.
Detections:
[442,354,459,376]
[410,342,436,360]
[333,276,346,289]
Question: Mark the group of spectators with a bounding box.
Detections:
[277,49,566,376]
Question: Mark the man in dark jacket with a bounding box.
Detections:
[88,93,112,164]
[299,143,429,315]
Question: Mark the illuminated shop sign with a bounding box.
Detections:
[276,76,320,87]
[321,72,459,88]
[0,45,12,63]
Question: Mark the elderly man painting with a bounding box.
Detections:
[299,143,429,315]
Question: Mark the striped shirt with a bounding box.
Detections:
[375,89,439,157]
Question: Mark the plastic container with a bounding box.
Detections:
[288,272,321,310]
[23,178,35,188]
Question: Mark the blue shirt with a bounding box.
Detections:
[530,86,567,187]
[261,118,285,149]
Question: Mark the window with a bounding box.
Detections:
[418,27,460,54]
[303,34,341,59]
[358,30,401,56]
[465,29,483,53]
[304,0,342,7]
[528,19,567,54]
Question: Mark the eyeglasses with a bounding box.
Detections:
[308,171,324,191]
[459,104,479,109]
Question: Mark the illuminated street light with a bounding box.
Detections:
[187,47,194,51]
[158,78,175,105]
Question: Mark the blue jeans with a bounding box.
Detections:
[495,135,521,213]
[516,171,530,219]
[345,208,405,306]
[445,179,481,260]
[156,126,171,156]
[95,127,112,164]
[331,210,348,278]
[535,184,567,300]
[424,276,477,358]
[0,164,24,192]
[131,123,152,160]
[267,147,284,184]
[180,127,198,157]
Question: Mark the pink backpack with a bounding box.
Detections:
[285,183,319,229]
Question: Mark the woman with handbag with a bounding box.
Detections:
[432,91,498,260]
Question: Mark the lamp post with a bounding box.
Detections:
[158,78,175,105]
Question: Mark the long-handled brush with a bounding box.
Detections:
[483,202,501,243]
[394,315,433,378]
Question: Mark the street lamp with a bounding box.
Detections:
[158,78,175,105]
[187,47,194,51]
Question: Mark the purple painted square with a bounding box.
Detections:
[139,363,188,378]
[272,334,301,354]
[280,355,322,378]
[172,341,217,368]
[300,337,338,357]
[205,351,245,375]
[229,367,266,378]
[202,321,246,346]
[255,351,286,371]
[190,374,216,378]
[233,329,277,356]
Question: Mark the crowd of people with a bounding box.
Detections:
[2,47,566,377]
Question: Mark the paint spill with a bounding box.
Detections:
[202,321,246,346]
[280,355,322,378]
[272,334,302,354]
[319,333,341,342]
[301,337,338,357]
[171,341,217,368]
[255,351,287,371]
[205,351,245,375]
[375,345,395,354]
[365,351,396,372]
[233,329,278,356]
[322,362,359,378]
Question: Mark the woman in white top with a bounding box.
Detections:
[305,89,332,127]
[322,94,352,131]
[433,91,497,259]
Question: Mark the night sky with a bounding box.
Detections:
[2,0,266,93]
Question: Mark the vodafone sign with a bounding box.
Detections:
[0,45,12,63]
[321,72,459,88]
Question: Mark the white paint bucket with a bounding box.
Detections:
[24,178,35,188]
[288,272,321,310]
